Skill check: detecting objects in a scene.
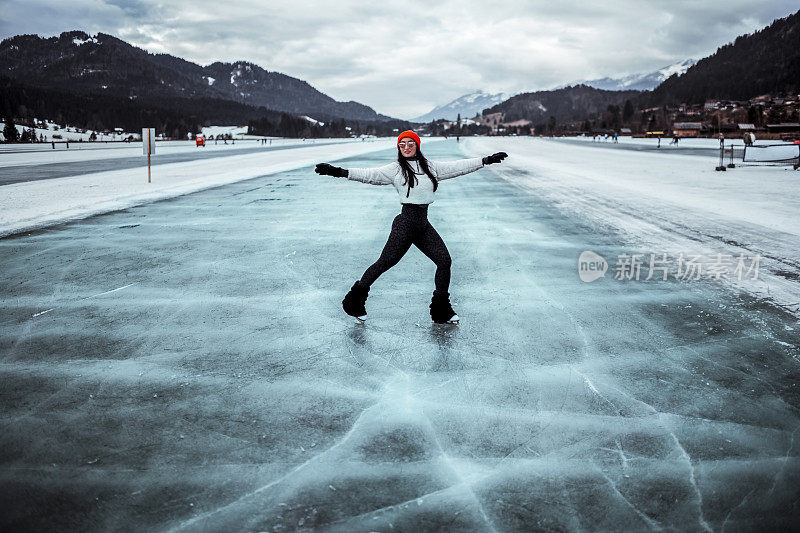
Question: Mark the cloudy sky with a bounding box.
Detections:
[1,1,797,119]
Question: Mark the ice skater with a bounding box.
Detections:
[315,130,507,324]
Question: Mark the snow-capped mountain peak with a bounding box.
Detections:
[571,59,696,92]
[656,58,695,79]
[413,90,513,122]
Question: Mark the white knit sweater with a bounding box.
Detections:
[346,157,484,204]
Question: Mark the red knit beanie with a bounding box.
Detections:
[397,130,421,147]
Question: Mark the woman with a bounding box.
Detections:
[315,130,507,324]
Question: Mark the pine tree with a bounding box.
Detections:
[623,100,634,122]
[20,128,36,142]
[3,116,19,143]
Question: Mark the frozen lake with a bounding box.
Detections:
[1,139,798,531]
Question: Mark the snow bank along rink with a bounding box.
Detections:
[461,136,800,319]
[560,134,772,150]
[1,138,798,530]
[0,138,396,237]
[0,137,319,165]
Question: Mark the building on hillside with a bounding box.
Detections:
[673,122,703,137]
[501,119,533,134]
[766,123,800,133]
[478,112,504,130]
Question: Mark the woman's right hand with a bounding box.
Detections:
[482,152,508,165]
[315,163,348,178]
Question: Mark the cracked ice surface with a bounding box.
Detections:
[0,140,799,531]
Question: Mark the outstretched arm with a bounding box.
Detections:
[430,153,507,181]
[315,162,394,185]
[342,162,397,185]
[430,157,485,181]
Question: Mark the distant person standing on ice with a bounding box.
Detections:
[314,130,507,324]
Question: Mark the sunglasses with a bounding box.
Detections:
[398,141,417,148]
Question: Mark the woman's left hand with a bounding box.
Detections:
[482,152,508,165]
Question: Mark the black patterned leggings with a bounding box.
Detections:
[360,203,452,293]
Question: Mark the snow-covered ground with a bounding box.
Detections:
[200,125,250,138]
[461,136,800,318]
[0,138,397,237]
[0,120,138,142]
[0,122,283,145]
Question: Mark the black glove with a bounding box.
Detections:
[482,152,508,165]
[315,163,348,178]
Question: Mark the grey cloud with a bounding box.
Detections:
[105,0,156,18]
[0,0,797,118]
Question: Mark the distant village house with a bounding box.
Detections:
[673,122,703,137]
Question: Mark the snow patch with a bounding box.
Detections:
[73,36,98,46]
[200,125,249,138]
[301,116,325,127]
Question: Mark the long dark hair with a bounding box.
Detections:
[398,147,437,198]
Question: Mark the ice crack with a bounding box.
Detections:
[659,414,712,533]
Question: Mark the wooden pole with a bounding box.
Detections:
[147,129,151,183]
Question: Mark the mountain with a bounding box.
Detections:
[0,74,284,137]
[0,31,391,122]
[645,9,800,104]
[576,59,696,91]
[412,90,511,122]
[484,84,640,125]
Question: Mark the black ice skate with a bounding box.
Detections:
[342,280,369,322]
[430,290,459,324]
